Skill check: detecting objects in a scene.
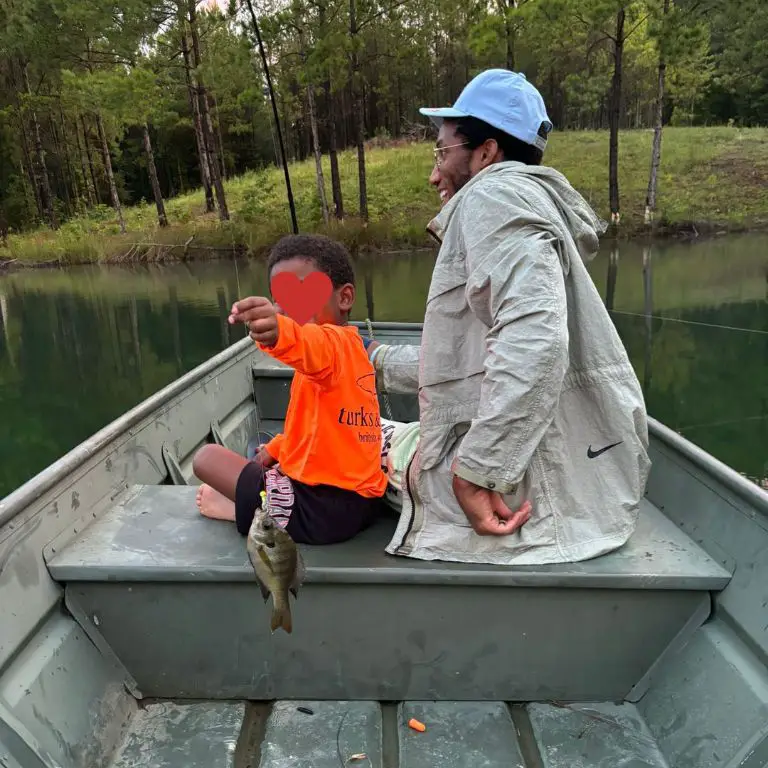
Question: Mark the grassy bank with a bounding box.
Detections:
[3,126,768,267]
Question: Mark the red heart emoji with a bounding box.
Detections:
[270,271,333,326]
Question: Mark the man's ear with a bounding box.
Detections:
[480,138,501,167]
[338,283,355,312]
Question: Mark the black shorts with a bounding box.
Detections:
[234,459,382,545]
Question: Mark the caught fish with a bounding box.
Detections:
[246,492,306,634]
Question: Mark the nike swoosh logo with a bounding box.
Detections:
[587,441,623,459]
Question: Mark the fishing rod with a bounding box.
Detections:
[243,0,299,235]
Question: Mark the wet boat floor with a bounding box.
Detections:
[109,698,670,768]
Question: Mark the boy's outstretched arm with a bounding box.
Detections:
[229,297,338,382]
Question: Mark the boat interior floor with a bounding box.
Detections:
[106,696,674,768]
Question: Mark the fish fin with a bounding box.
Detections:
[271,595,293,634]
[255,545,275,575]
[257,578,270,603]
[290,551,306,599]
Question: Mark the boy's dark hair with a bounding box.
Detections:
[268,234,355,288]
[446,116,544,166]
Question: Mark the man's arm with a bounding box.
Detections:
[452,187,569,495]
[367,341,421,395]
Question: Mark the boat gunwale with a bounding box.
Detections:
[1,320,765,528]
[0,335,257,526]
[647,416,768,515]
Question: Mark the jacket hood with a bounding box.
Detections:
[427,161,607,267]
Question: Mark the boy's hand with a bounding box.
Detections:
[255,446,277,468]
[229,297,281,347]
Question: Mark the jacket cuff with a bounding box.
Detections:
[369,343,389,371]
[451,457,518,494]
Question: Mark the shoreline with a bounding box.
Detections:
[2,217,765,273]
[4,126,768,273]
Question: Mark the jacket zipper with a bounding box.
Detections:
[396,453,418,551]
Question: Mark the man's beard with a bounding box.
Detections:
[451,161,473,196]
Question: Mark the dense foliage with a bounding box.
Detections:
[0,0,762,236]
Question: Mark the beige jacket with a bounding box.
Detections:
[373,161,651,565]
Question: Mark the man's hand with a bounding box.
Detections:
[452,475,532,536]
[229,297,280,347]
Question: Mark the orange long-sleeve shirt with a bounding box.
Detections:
[257,313,387,498]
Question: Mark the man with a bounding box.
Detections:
[368,69,651,565]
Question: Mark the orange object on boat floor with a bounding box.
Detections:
[408,718,426,732]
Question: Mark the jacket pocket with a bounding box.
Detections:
[418,419,472,472]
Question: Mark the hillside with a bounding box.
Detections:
[3,126,768,267]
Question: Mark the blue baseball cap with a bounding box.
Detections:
[419,69,553,152]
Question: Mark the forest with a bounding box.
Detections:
[0,0,766,243]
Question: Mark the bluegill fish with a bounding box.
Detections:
[246,494,306,633]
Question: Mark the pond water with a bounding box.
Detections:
[1,232,767,498]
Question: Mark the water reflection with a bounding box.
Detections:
[0,234,766,497]
[600,237,768,491]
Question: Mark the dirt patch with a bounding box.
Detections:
[708,154,768,188]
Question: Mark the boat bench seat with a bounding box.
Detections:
[45,484,731,703]
[48,483,730,590]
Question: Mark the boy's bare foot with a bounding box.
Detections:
[196,483,236,521]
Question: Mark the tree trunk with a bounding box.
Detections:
[349,0,368,222]
[307,83,329,225]
[645,0,669,226]
[200,93,229,220]
[142,123,168,227]
[188,1,229,221]
[18,114,43,219]
[50,116,73,216]
[499,0,516,70]
[24,63,57,229]
[80,116,101,205]
[74,116,96,206]
[177,156,185,194]
[96,111,126,233]
[608,8,625,225]
[59,110,81,209]
[181,31,215,213]
[327,87,344,220]
[17,156,36,221]
[395,73,402,137]
[211,94,227,180]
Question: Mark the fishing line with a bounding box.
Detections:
[609,310,768,336]
[676,413,768,433]
[233,252,270,513]
[365,316,393,421]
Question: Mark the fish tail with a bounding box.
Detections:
[270,593,293,634]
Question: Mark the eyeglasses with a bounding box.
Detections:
[432,142,469,168]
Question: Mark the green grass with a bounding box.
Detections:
[4,126,768,266]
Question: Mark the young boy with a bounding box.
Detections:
[193,234,388,545]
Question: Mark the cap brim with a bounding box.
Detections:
[418,106,467,128]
